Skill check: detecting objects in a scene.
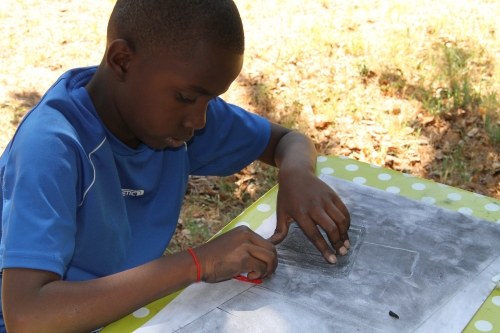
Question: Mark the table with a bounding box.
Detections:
[101,156,500,333]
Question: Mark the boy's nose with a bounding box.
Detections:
[183,104,207,130]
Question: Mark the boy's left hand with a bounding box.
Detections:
[258,123,350,264]
[269,168,350,264]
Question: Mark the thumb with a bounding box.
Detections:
[267,208,291,245]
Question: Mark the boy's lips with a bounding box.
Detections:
[166,137,190,147]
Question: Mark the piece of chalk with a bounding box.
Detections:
[389,310,399,319]
[492,273,500,284]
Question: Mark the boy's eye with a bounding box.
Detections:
[179,93,196,104]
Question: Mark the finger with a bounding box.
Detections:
[249,237,278,276]
[316,180,351,229]
[230,227,278,277]
[245,245,278,279]
[234,225,277,253]
[298,215,337,264]
[321,200,350,250]
[327,192,351,248]
[311,207,347,255]
[267,206,292,246]
[329,191,351,229]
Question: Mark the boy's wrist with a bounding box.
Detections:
[187,248,201,283]
[278,162,316,182]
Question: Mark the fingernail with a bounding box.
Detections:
[328,254,337,264]
[344,240,351,249]
[339,246,347,255]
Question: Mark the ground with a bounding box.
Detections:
[1,0,499,251]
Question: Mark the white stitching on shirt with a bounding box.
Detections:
[79,137,107,207]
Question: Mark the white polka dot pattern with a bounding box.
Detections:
[421,197,436,204]
[386,186,400,194]
[458,207,473,215]
[378,173,391,181]
[353,177,366,184]
[447,193,462,201]
[346,164,359,171]
[412,183,426,190]
[321,167,334,175]
[257,204,271,212]
[133,308,150,318]
[485,204,500,212]
[474,320,493,332]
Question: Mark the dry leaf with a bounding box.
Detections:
[435,150,444,160]
[467,127,479,138]
[492,163,500,174]
[442,141,451,153]
[403,127,415,134]
[373,127,388,134]
[422,116,435,126]
[467,128,479,137]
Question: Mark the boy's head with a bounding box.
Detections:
[87,0,245,150]
[108,0,245,57]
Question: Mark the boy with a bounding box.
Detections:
[0,0,350,332]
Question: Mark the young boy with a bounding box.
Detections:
[0,0,350,332]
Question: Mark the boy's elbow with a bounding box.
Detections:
[5,312,37,333]
[2,268,63,333]
[4,306,62,333]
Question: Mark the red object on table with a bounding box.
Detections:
[233,275,263,284]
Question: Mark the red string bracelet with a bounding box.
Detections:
[187,248,201,283]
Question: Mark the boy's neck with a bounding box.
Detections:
[85,64,142,150]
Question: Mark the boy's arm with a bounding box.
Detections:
[258,123,351,264]
[2,226,277,333]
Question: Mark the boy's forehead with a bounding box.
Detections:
[136,41,243,94]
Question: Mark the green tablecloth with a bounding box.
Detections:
[102,156,500,333]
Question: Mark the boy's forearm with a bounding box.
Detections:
[274,131,317,176]
[259,123,317,174]
[3,251,198,333]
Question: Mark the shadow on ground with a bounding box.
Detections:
[3,90,42,125]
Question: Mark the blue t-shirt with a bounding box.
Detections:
[0,67,270,329]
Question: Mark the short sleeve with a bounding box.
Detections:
[0,120,80,277]
[187,97,271,176]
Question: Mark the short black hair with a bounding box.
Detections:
[108,0,245,56]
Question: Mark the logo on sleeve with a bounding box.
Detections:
[122,189,145,197]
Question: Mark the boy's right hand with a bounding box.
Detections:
[194,226,277,282]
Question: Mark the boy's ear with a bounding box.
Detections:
[106,39,135,82]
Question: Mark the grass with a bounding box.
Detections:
[2,0,500,248]
[231,0,500,194]
[168,162,278,252]
[485,113,500,145]
[414,44,486,116]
